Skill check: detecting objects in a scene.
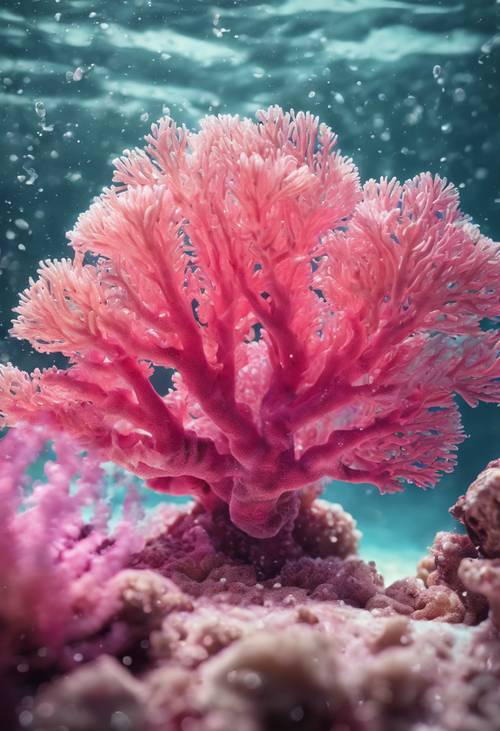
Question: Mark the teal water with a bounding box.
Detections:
[1,0,499,578]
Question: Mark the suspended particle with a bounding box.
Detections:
[22,166,38,185]
[34,101,46,119]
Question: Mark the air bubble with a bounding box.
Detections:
[22,166,38,185]
[110,711,132,730]
[18,711,33,728]
[290,706,305,722]
[34,100,46,119]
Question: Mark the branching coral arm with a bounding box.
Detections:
[291,398,463,493]
[69,182,265,462]
[294,420,402,482]
[284,176,500,431]
[0,364,238,485]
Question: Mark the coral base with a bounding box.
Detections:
[4,472,500,731]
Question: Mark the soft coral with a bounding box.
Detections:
[0,424,142,671]
[1,107,499,537]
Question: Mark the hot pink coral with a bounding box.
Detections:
[1,107,499,537]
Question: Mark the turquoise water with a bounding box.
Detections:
[1,0,499,577]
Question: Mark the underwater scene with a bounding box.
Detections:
[0,1,499,730]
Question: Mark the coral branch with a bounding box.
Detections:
[1,106,499,537]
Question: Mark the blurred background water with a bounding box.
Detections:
[1,0,499,579]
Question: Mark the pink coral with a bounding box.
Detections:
[0,424,143,671]
[1,107,499,538]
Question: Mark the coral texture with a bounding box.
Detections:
[1,108,499,537]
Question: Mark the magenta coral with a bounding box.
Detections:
[0,424,142,669]
[1,107,499,538]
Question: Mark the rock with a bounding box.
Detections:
[198,627,358,731]
[32,656,147,731]
[459,558,500,630]
[451,461,500,558]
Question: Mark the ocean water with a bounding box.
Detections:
[0,0,499,578]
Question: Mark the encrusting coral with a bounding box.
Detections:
[1,107,499,538]
[1,108,500,730]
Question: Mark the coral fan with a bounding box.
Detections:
[1,107,499,537]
